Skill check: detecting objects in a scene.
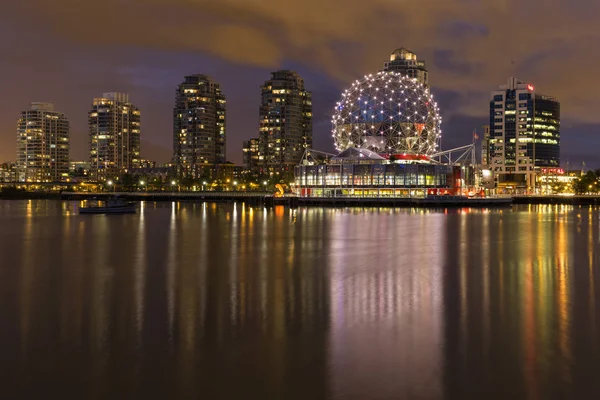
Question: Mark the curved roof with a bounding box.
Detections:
[390,47,415,59]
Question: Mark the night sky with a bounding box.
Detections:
[2,0,600,167]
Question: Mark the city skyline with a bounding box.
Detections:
[5,67,575,168]
[1,0,600,167]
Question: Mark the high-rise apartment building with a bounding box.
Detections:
[383,48,429,86]
[16,102,70,182]
[173,74,226,178]
[481,125,491,166]
[0,162,17,182]
[489,78,560,192]
[259,70,312,173]
[242,137,261,172]
[89,92,141,181]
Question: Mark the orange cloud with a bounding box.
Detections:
[9,0,600,123]
[3,0,600,164]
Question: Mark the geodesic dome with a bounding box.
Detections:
[332,71,441,156]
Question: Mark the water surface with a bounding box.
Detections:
[0,200,599,399]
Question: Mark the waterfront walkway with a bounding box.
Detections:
[0,190,597,207]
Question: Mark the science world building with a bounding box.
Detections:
[295,53,478,198]
[332,71,441,157]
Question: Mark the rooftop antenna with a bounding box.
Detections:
[510,59,517,78]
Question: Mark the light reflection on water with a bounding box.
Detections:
[0,201,600,399]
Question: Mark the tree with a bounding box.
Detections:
[118,173,136,191]
[180,176,197,191]
[573,170,600,194]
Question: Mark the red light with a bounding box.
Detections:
[527,84,534,91]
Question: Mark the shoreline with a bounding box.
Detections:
[1,191,599,207]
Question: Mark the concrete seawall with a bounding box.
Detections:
[60,192,511,208]
[1,191,599,208]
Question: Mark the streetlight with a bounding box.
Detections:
[233,180,238,191]
[202,181,207,191]
[107,180,114,192]
[139,180,146,192]
[263,181,268,191]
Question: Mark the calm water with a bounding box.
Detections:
[1,200,600,399]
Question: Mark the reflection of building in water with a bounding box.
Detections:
[164,204,331,398]
[326,209,445,399]
[442,207,576,399]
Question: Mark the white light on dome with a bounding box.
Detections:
[331,71,441,156]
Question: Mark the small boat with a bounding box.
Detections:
[80,196,136,214]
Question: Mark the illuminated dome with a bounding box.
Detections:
[332,71,441,156]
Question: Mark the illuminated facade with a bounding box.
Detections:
[258,70,312,174]
[0,162,17,182]
[173,74,226,178]
[538,168,577,194]
[489,78,560,192]
[383,48,429,87]
[17,102,70,182]
[89,92,141,181]
[332,71,441,157]
[481,125,491,166]
[242,137,260,172]
[294,148,463,198]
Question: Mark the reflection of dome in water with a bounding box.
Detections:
[332,71,441,156]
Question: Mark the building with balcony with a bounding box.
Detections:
[89,92,141,181]
[173,74,226,178]
[242,137,261,173]
[17,102,70,182]
[258,70,312,175]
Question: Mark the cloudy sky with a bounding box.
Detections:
[2,0,599,167]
